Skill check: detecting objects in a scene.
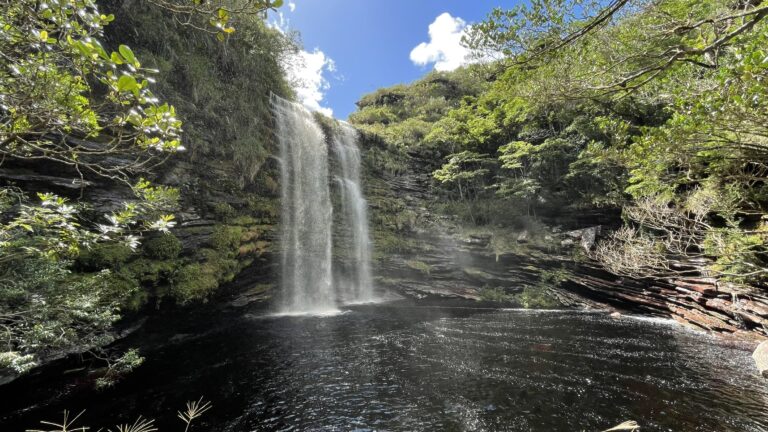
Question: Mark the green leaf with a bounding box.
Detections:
[118,45,136,64]
[117,75,138,92]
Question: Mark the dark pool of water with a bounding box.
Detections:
[1,302,767,431]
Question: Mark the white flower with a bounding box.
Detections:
[125,235,140,251]
[105,214,119,226]
[57,204,76,216]
[149,218,176,233]
[97,224,119,235]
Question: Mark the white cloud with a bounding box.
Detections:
[410,13,474,72]
[268,3,297,32]
[267,11,290,33]
[283,48,335,116]
[268,5,334,116]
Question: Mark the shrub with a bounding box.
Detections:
[246,197,279,220]
[143,234,182,260]
[539,268,568,286]
[210,225,244,252]
[479,286,514,303]
[95,348,144,390]
[100,269,144,311]
[197,248,240,281]
[211,202,236,221]
[77,243,134,270]
[349,106,399,125]
[171,263,218,304]
[517,286,559,309]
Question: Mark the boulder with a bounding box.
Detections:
[517,230,529,243]
[581,226,600,252]
[466,234,491,247]
[561,238,575,247]
[564,226,602,251]
[565,228,584,239]
[753,341,768,378]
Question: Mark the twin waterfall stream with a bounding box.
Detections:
[272,95,374,314]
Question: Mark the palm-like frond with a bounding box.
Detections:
[603,420,640,431]
[177,397,212,432]
[111,417,157,432]
[26,410,88,432]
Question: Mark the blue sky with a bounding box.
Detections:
[271,1,520,119]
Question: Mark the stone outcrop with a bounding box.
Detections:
[754,341,768,377]
[561,263,768,340]
[362,137,768,341]
[564,226,602,252]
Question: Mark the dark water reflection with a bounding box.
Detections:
[1,303,767,431]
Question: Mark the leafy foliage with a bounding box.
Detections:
[353,0,768,287]
[0,0,286,380]
[143,234,182,260]
[0,0,182,180]
[0,183,180,376]
[105,0,295,186]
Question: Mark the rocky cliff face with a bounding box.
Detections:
[357,133,768,342]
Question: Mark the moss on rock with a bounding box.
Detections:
[142,234,182,260]
[171,263,219,304]
[77,243,135,271]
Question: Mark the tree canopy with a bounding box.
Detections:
[351,0,768,287]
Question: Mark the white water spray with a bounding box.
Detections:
[273,95,336,314]
[272,96,375,314]
[333,124,374,303]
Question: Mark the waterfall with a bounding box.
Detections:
[272,96,375,314]
[272,95,336,314]
[333,124,374,303]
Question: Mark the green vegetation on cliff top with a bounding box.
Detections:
[350,0,768,290]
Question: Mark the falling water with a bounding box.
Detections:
[272,95,336,314]
[333,124,374,303]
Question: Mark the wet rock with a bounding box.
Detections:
[177,211,202,224]
[675,279,718,295]
[0,169,94,189]
[580,226,601,251]
[563,226,602,251]
[462,267,516,286]
[610,312,622,319]
[754,341,768,378]
[169,333,193,343]
[229,283,273,307]
[565,228,584,239]
[465,234,491,247]
[517,231,529,243]
[530,343,553,352]
[365,138,768,339]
